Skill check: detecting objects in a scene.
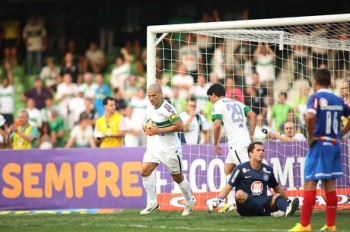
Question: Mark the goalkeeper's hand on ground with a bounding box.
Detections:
[208,196,225,214]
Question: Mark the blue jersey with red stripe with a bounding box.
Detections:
[307,89,350,141]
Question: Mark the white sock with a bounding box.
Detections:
[178,178,192,204]
[226,175,236,205]
[142,173,157,205]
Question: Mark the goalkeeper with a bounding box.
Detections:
[210,142,299,217]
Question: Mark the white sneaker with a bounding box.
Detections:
[271,210,286,217]
[140,202,160,215]
[182,198,196,216]
[286,197,299,217]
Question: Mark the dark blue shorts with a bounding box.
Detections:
[304,141,342,181]
[236,195,273,216]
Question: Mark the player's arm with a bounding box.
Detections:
[272,185,288,200]
[306,111,316,146]
[245,108,256,142]
[212,119,221,146]
[157,118,183,134]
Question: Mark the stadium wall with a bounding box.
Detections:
[0,142,349,211]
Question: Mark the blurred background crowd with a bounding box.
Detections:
[0,0,350,149]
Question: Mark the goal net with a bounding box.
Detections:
[146,14,350,211]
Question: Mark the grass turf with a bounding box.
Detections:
[0,210,350,232]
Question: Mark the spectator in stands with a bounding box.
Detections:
[94,96,126,148]
[253,42,276,93]
[179,33,202,83]
[80,98,98,128]
[110,47,132,92]
[55,73,78,128]
[2,12,21,66]
[4,109,38,149]
[251,72,268,103]
[65,39,80,65]
[156,77,172,99]
[79,72,98,99]
[60,52,82,84]
[253,115,271,142]
[172,64,194,100]
[38,122,55,149]
[39,57,60,91]
[234,40,253,83]
[189,74,210,114]
[266,121,306,142]
[244,85,267,119]
[291,26,310,85]
[170,84,186,113]
[26,98,42,129]
[334,23,350,79]
[21,77,52,110]
[22,15,47,75]
[40,96,59,123]
[124,74,139,101]
[85,41,106,74]
[124,106,144,147]
[340,80,350,105]
[293,85,310,135]
[196,10,220,77]
[68,86,86,126]
[94,73,111,117]
[225,76,243,103]
[48,109,65,147]
[65,112,96,148]
[0,115,8,148]
[97,0,117,55]
[269,91,292,133]
[211,42,225,84]
[309,24,330,72]
[113,87,128,116]
[180,97,210,144]
[0,77,15,125]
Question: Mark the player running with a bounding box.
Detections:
[140,83,196,216]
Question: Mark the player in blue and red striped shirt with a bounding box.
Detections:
[290,69,350,231]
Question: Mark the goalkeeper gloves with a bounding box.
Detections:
[208,196,225,214]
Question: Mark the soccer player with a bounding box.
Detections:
[207,83,257,213]
[289,69,350,231]
[210,141,299,217]
[140,83,196,216]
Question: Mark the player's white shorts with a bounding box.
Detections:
[143,148,183,174]
[226,146,249,165]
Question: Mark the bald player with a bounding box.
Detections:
[140,83,196,216]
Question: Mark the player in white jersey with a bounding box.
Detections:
[207,83,257,213]
[140,83,196,216]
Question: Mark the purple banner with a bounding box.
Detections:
[0,141,348,210]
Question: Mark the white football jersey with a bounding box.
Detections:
[212,97,251,149]
[150,100,182,151]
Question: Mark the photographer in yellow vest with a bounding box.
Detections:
[5,109,38,149]
[94,96,126,148]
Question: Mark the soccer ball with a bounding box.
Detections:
[143,119,154,135]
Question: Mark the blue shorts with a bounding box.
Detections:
[304,141,342,181]
[236,195,273,216]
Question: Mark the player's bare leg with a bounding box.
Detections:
[172,173,196,216]
[219,163,237,213]
[140,162,159,215]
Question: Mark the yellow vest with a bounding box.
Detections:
[95,113,123,148]
[13,125,33,149]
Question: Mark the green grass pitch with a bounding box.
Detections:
[1,210,350,232]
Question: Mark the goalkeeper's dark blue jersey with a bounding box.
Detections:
[227,162,278,198]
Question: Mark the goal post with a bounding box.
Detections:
[146,14,350,211]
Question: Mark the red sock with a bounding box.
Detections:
[325,191,337,227]
[301,190,316,227]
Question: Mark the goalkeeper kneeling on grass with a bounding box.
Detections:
[209,141,299,217]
